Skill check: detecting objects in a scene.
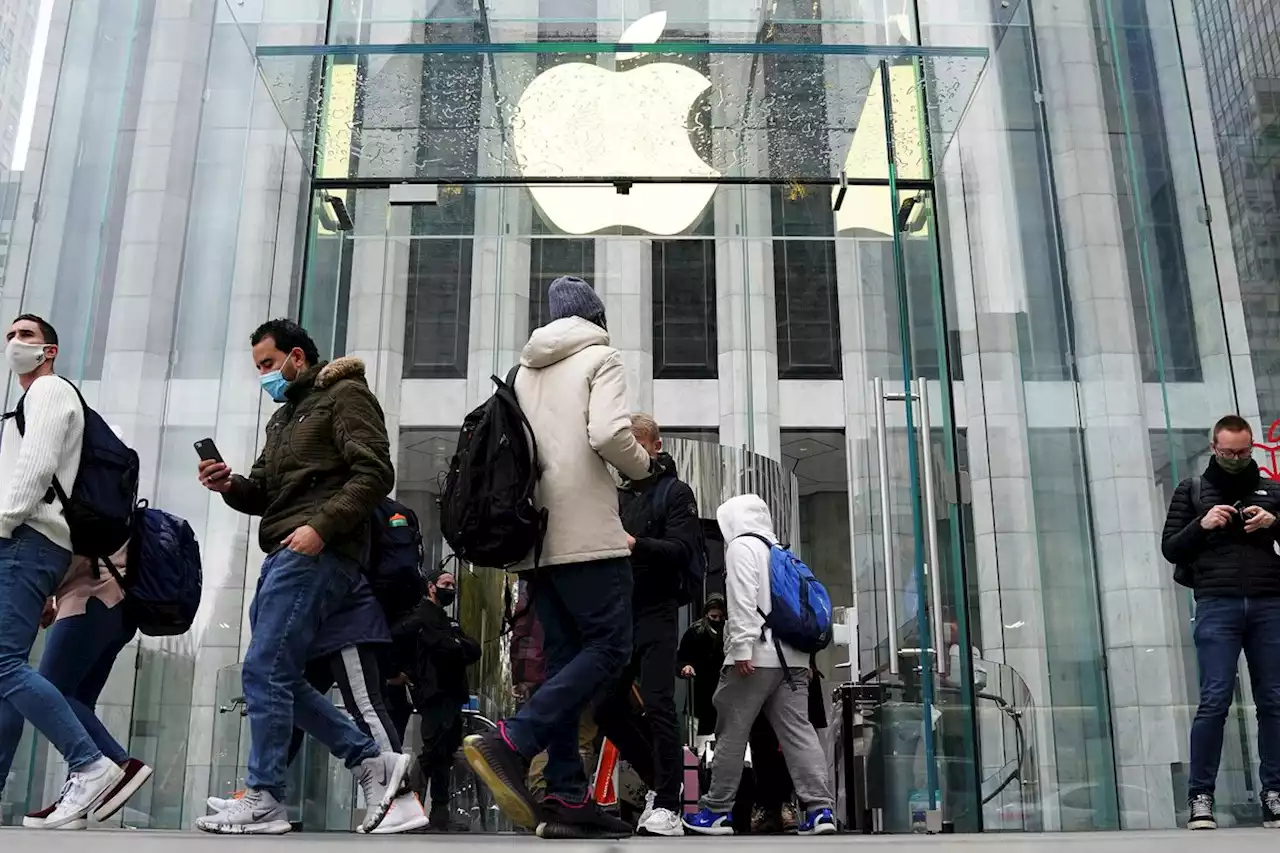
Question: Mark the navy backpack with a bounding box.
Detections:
[366,497,426,624]
[120,506,202,637]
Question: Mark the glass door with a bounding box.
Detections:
[841,60,981,834]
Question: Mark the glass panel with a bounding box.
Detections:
[255,44,987,184]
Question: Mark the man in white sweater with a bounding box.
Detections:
[0,314,125,827]
[683,494,835,836]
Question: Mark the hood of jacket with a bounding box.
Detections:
[285,356,368,403]
[717,493,776,544]
[521,317,610,369]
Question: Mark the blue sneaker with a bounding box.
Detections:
[798,807,837,836]
[683,808,734,836]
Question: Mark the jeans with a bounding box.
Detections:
[0,597,135,788]
[1189,595,1280,796]
[595,598,682,811]
[243,548,382,799]
[0,526,101,777]
[503,558,633,802]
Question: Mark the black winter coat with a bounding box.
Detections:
[392,599,481,706]
[619,453,702,609]
[1161,459,1280,599]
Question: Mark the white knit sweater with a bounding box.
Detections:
[0,375,84,551]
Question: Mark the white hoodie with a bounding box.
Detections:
[716,494,803,669]
[511,317,651,569]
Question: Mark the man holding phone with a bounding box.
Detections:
[195,319,411,836]
[1162,414,1280,831]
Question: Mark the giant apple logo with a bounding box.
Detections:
[512,12,719,236]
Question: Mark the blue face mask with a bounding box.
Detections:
[260,369,289,403]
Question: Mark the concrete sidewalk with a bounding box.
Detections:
[0,828,1273,850]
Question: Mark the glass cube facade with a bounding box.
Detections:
[0,0,1276,834]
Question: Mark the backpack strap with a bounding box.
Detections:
[1190,476,1202,513]
[735,532,801,691]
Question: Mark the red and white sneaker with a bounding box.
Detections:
[93,758,154,822]
[22,800,85,830]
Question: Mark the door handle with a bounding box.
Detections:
[872,377,900,675]
[915,378,947,676]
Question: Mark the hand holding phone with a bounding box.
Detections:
[195,438,233,493]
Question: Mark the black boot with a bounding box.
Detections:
[427,804,450,832]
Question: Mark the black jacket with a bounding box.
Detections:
[1161,459,1280,599]
[678,616,724,721]
[392,599,481,706]
[619,453,702,609]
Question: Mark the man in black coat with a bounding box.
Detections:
[393,568,481,831]
[596,414,703,837]
[1162,414,1280,830]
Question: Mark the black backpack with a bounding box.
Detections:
[1173,476,1202,589]
[7,378,140,564]
[367,497,426,623]
[648,478,708,605]
[439,367,546,569]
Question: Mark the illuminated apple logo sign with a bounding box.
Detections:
[512,12,719,236]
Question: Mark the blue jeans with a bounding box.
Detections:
[243,548,382,799]
[1189,596,1280,796]
[0,597,136,789]
[0,526,101,776]
[504,558,632,801]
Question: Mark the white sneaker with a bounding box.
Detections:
[357,752,411,833]
[638,806,686,837]
[41,757,125,830]
[194,788,291,834]
[358,791,430,835]
[639,790,657,825]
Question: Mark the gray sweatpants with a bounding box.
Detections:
[700,666,834,812]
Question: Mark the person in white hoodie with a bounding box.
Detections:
[463,276,654,841]
[683,494,836,836]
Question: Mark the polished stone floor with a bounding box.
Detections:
[0,828,1275,850]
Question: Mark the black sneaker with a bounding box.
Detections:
[1263,790,1280,828]
[1188,793,1216,830]
[535,796,633,840]
[462,725,538,830]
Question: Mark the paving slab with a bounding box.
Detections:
[0,828,1272,851]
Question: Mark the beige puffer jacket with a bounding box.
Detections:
[512,317,652,569]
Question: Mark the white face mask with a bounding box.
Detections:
[5,339,48,376]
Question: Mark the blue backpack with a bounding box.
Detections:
[9,378,139,563]
[118,506,203,636]
[738,533,833,661]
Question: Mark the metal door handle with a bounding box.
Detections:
[872,378,900,675]
[915,378,947,676]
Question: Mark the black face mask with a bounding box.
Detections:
[706,618,723,633]
[435,588,456,607]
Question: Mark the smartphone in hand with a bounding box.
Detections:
[194,438,224,464]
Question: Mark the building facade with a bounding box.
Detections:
[0,0,1276,835]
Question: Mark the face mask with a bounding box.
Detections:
[6,340,47,376]
[435,588,456,607]
[707,619,723,633]
[260,369,289,403]
[1218,455,1252,474]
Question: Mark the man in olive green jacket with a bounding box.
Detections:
[196,319,415,836]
